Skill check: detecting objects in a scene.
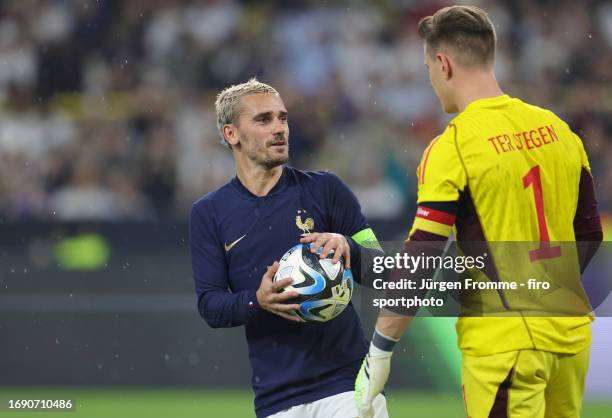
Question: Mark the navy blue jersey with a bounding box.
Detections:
[190,166,378,418]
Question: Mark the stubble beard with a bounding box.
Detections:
[258,149,289,170]
[245,134,289,170]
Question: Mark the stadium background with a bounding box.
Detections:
[0,0,610,417]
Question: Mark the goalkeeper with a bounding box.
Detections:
[355,5,603,418]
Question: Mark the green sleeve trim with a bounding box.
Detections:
[351,228,383,251]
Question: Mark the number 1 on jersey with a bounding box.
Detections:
[523,165,561,262]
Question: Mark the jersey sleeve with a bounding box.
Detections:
[190,201,259,328]
[570,133,603,271]
[416,126,467,203]
[410,127,466,238]
[325,172,369,236]
[573,132,592,173]
[324,172,383,285]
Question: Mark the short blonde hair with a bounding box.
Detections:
[215,78,279,148]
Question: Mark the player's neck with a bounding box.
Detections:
[455,71,504,113]
[235,162,283,197]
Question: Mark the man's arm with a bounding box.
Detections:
[355,204,455,418]
[574,168,603,273]
[374,226,453,334]
[327,174,385,285]
[191,203,301,328]
[300,172,384,287]
[190,203,260,328]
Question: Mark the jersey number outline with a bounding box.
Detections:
[522,165,562,261]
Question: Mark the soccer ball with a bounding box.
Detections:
[273,243,354,322]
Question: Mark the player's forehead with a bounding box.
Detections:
[238,93,287,117]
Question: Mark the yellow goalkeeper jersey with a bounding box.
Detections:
[414,94,592,356]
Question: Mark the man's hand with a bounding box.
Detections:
[355,349,392,418]
[256,262,304,322]
[300,232,351,268]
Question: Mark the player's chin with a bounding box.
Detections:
[262,153,288,169]
[270,147,289,162]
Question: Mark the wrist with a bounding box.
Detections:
[370,327,400,356]
[345,235,359,262]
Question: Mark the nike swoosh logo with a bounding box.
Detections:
[224,235,246,252]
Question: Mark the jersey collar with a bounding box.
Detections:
[230,165,289,199]
[463,94,512,112]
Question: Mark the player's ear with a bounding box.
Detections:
[224,124,240,147]
[437,53,452,80]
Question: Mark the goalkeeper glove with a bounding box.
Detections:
[355,328,398,418]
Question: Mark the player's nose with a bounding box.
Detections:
[271,119,288,138]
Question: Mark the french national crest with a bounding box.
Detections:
[295,209,314,235]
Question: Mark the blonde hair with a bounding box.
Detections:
[215,78,279,148]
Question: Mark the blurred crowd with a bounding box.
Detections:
[0,0,610,222]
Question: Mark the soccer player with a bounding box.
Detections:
[355,5,603,418]
[190,79,389,418]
